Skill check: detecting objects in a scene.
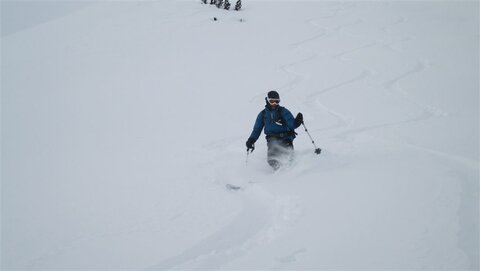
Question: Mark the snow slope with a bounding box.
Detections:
[2,0,479,270]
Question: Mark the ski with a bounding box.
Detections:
[226,184,242,191]
[225,181,258,191]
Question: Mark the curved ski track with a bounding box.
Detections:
[279,4,469,169]
[147,186,301,270]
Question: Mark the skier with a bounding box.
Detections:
[246,91,303,169]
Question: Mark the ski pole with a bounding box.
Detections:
[302,122,321,155]
[246,148,254,165]
[246,141,255,165]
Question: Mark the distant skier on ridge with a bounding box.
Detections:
[246,91,303,170]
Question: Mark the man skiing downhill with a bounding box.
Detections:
[246,91,303,169]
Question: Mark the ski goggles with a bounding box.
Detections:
[267,98,280,104]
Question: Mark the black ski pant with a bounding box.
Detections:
[266,138,294,169]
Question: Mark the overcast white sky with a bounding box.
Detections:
[1,1,93,37]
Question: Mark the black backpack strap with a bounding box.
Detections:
[278,106,285,124]
[278,107,296,134]
[263,106,285,124]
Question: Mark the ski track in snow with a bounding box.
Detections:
[147,185,301,270]
[277,3,466,171]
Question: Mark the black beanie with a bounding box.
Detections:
[267,90,280,99]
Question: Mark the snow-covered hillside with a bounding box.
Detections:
[2,1,479,269]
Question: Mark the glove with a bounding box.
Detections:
[294,112,303,128]
[246,138,255,152]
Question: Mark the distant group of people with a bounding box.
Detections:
[201,0,242,11]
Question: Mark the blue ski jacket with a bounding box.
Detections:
[248,104,297,142]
